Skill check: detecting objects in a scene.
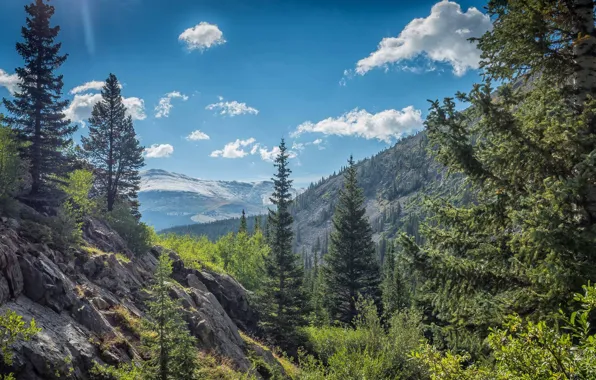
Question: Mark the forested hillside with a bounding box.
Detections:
[166,130,466,260]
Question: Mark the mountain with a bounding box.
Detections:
[164,131,466,257]
[138,169,301,231]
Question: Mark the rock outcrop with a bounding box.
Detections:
[0,212,275,380]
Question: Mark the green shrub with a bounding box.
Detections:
[413,283,596,379]
[0,310,41,379]
[299,299,426,379]
[0,123,28,215]
[55,169,96,246]
[106,202,152,255]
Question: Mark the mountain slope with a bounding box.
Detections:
[138,169,300,230]
[165,131,465,256]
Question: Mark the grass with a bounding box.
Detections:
[112,305,142,336]
[115,252,131,263]
[239,331,299,379]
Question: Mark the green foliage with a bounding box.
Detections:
[154,230,269,291]
[81,74,144,213]
[0,310,41,379]
[258,139,309,353]
[90,362,145,380]
[324,156,381,325]
[2,0,77,194]
[299,299,425,380]
[106,202,153,255]
[58,169,96,244]
[399,1,596,355]
[141,253,199,380]
[381,242,410,316]
[413,283,596,379]
[0,123,27,203]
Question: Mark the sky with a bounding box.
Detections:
[0,0,490,188]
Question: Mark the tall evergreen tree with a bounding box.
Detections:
[142,254,198,380]
[2,0,76,194]
[381,242,409,316]
[259,139,309,352]
[400,0,596,352]
[239,209,247,234]
[81,74,144,212]
[324,156,381,325]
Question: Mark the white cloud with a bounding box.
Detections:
[155,91,189,118]
[210,138,300,161]
[210,138,256,158]
[0,69,20,95]
[65,93,147,124]
[352,0,491,77]
[179,22,226,51]
[123,97,147,120]
[206,100,259,117]
[70,80,106,94]
[258,145,298,162]
[291,106,423,143]
[312,139,323,145]
[144,144,174,158]
[186,130,210,141]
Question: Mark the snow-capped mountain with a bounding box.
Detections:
[138,169,300,230]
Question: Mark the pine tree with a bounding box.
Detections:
[259,139,309,352]
[239,209,247,234]
[253,215,261,235]
[2,0,76,194]
[381,242,409,316]
[324,156,381,325]
[81,74,144,212]
[142,254,198,380]
[400,0,596,353]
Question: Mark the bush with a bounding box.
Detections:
[0,124,28,214]
[54,169,96,246]
[106,202,153,255]
[413,283,596,379]
[0,310,41,379]
[299,299,426,379]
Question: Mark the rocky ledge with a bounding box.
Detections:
[0,208,281,379]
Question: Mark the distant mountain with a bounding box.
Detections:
[138,169,301,230]
[163,131,466,257]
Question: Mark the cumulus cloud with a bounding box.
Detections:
[210,138,256,158]
[0,69,21,95]
[155,91,189,118]
[291,107,423,143]
[179,22,226,51]
[64,93,147,125]
[352,0,491,77]
[186,130,210,141]
[144,144,174,158]
[70,80,106,94]
[206,100,259,117]
[258,145,298,162]
[123,97,147,120]
[210,138,300,161]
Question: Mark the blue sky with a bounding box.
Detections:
[0,0,490,187]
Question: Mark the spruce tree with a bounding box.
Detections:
[81,74,144,212]
[2,0,76,194]
[142,254,198,380]
[259,139,308,352]
[324,156,381,325]
[381,242,409,316]
[239,209,247,234]
[400,0,596,352]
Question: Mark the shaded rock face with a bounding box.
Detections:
[0,215,263,379]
